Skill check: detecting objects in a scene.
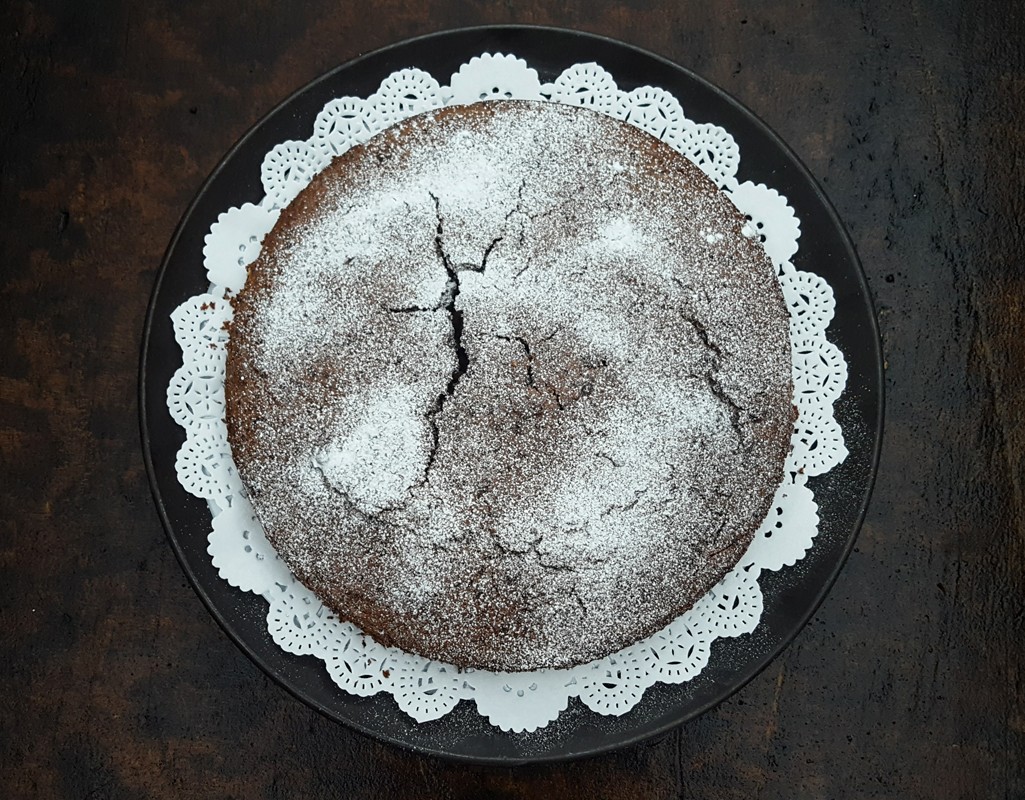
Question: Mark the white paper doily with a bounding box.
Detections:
[168,53,849,733]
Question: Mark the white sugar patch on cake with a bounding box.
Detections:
[596,217,642,253]
[311,386,429,514]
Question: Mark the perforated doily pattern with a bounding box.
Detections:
[166,53,849,733]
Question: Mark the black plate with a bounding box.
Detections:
[140,25,883,764]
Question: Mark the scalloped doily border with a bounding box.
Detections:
[168,53,848,732]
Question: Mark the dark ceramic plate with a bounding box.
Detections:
[140,25,883,764]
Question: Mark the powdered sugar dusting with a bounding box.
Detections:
[311,386,429,513]
[225,100,792,671]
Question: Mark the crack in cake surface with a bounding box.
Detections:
[420,193,468,485]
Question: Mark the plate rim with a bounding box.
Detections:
[139,23,885,765]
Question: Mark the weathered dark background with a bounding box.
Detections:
[2,1,1022,797]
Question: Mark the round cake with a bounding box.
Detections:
[225,100,794,672]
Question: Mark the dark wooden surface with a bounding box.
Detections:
[2,1,1022,797]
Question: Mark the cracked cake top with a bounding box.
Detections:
[225,100,793,671]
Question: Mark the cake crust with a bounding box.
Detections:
[225,100,794,671]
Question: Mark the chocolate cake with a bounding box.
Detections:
[224,100,794,672]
